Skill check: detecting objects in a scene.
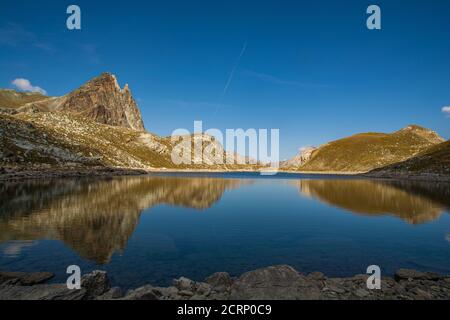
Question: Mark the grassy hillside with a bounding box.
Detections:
[0,111,258,171]
[368,140,450,177]
[0,89,48,109]
[298,125,444,173]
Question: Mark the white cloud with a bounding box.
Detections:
[11,78,47,95]
[442,106,450,117]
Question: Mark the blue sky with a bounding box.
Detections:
[1,0,449,159]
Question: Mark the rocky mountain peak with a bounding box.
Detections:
[397,124,444,144]
[57,73,145,131]
[0,73,145,131]
[281,146,317,169]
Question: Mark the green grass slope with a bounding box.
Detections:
[368,140,450,177]
[0,89,48,109]
[299,125,444,173]
[0,112,258,171]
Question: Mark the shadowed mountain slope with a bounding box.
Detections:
[368,140,450,178]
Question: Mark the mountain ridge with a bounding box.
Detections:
[1,72,448,179]
[0,73,145,131]
[284,125,445,173]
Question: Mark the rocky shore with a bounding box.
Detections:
[364,171,450,183]
[1,265,449,300]
[0,166,148,181]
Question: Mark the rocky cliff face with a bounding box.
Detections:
[0,73,145,131]
[281,146,316,169]
[56,73,145,131]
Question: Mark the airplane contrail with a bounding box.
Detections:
[220,41,248,100]
[213,41,247,116]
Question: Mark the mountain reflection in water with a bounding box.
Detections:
[294,179,450,224]
[0,176,246,263]
[0,175,448,265]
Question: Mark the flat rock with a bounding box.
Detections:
[0,284,86,300]
[395,269,441,281]
[122,285,160,300]
[354,288,370,298]
[0,271,54,286]
[229,265,322,300]
[95,287,123,300]
[179,290,194,297]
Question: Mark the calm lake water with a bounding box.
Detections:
[1,173,449,289]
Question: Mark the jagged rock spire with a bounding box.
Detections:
[57,73,145,131]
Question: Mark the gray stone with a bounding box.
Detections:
[411,288,433,300]
[395,269,441,282]
[229,265,322,300]
[81,270,111,299]
[0,284,86,300]
[122,285,159,300]
[195,282,212,296]
[308,272,326,281]
[155,286,179,299]
[1,266,449,300]
[205,272,233,289]
[354,289,370,298]
[179,290,194,297]
[326,284,346,294]
[0,271,54,286]
[173,277,194,291]
[96,287,123,300]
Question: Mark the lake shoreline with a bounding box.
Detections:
[1,165,449,182]
[1,265,449,300]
